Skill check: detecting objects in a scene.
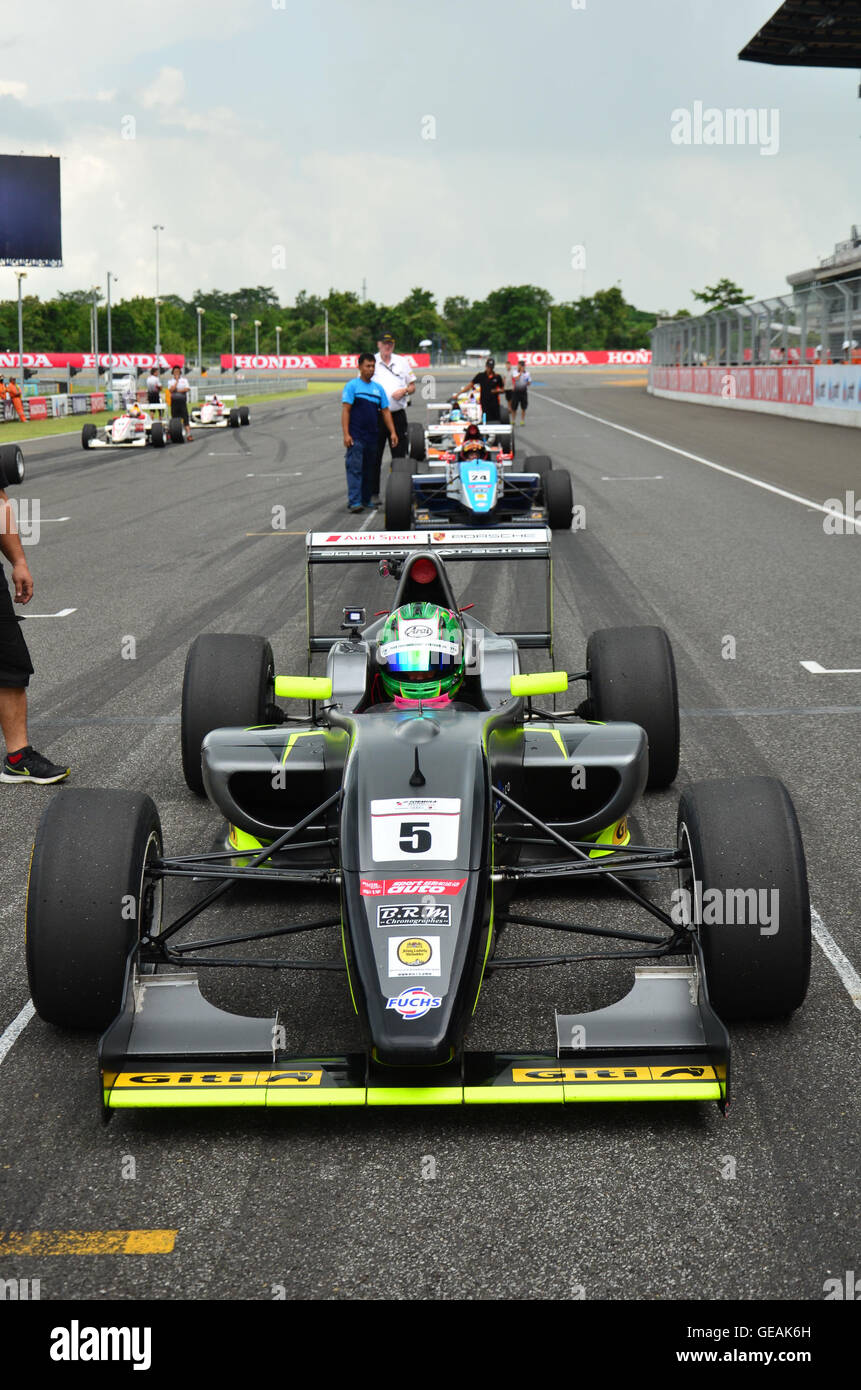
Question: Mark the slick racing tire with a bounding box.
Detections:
[150,421,165,448]
[677,778,811,1020]
[523,454,552,485]
[239,405,250,426]
[181,633,275,796]
[498,403,510,425]
[229,408,240,428]
[168,416,185,444]
[544,468,573,530]
[26,790,163,1030]
[586,626,679,788]
[385,470,414,529]
[408,422,426,462]
[0,443,24,485]
[81,424,97,450]
[392,458,418,475]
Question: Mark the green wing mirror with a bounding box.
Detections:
[274,677,333,700]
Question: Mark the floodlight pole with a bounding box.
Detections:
[230,313,237,369]
[15,271,26,375]
[254,319,262,356]
[106,272,117,375]
[196,306,205,371]
[547,308,551,353]
[92,285,100,379]
[275,325,281,358]
[153,223,164,363]
[324,308,329,356]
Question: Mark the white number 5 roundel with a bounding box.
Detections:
[370,798,461,861]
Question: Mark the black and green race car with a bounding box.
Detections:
[25,529,810,1114]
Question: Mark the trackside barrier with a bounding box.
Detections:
[648,364,861,429]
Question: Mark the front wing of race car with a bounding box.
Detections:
[99,955,728,1111]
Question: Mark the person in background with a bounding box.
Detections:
[0,377,8,422]
[7,378,26,424]
[146,368,162,405]
[509,357,532,425]
[341,353,397,514]
[370,333,416,505]
[462,357,505,423]
[168,365,193,440]
[0,486,70,783]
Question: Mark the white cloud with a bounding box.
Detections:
[0,79,26,98]
[140,67,185,109]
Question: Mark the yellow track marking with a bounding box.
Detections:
[0,1229,176,1255]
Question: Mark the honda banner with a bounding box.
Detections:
[506,350,652,366]
[221,354,431,371]
[0,353,185,370]
[650,365,815,405]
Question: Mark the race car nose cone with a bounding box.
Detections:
[395,717,441,744]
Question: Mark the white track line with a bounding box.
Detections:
[0,999,34,1066]
[811,909,861,1014]
[533,391,861,529]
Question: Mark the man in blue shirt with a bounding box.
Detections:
[341,353,398,512]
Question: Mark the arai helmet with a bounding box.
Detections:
[378,601,465,701]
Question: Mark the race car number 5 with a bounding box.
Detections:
[370,799,460,861]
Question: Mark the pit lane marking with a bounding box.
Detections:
[0,1230,176,1255]
[800,660,861,675]
[0,998,34,1065]
[601,475,664,481]
[534,392,861,530]
[24,608,76,618]
[812,908,861,1013]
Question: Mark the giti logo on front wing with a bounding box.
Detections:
[512,1066,716,1084]
[114,1070,323,1088]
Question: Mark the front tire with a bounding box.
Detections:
[544,468,572,530]
[181,633,275,795]
[384,470,414,529]
[168,416,185,444]
[26,790,163,1030]
[586,626,679,788]
[408,422,425,461]
[150,421,165,448]
[677,778,811,1020]
[81,424,97,450]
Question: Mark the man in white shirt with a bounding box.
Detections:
[370,332,416,505]
[146,369,161,405]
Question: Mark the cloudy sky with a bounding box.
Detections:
[0,0,857,316]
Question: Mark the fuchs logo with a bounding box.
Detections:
[386,987,442,1019]
[377,904,451,928]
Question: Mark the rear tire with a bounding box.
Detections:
[408,422,426,461]
[545,468,573,530]
[81,424,97,450]
[586,626,679,788]
[677,778,811,1020]
[385,470,414,529]
[181,633,275,796]
[392,458,418,476]
[498,404,510,425]
[26,790,163,1030]
[168,416,185,444]
[0,443,24,484]
[239,406,250,426]
[524,454,552,484]
[150,421,165,448]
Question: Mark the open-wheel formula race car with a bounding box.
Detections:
[387,423,573,531]
[25,530,811,1114]
[81,401,183,450]
[406,390,512,467]
[190,394,250,430]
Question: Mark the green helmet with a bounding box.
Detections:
[378,602,465,701]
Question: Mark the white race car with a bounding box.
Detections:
[81,403,182,450]
[190,394,250,429]
[407,388,514,464]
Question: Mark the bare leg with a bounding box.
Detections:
[0,685,29,752]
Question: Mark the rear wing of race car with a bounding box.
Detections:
[424,424,512,438]
[305,528,553,656]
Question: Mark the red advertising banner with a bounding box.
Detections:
[27,397,48,419]
[0,353,184,370]
[89,392,105,412]
[650,366,815,405]
[221,354,431,371]
[507,350,652,366]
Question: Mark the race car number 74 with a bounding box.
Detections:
[370,799,461,862]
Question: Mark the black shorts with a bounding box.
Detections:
[0,577,33,687]
[511,388,528,410]
[171,398,189,422]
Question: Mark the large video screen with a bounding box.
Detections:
[0,155,62,265]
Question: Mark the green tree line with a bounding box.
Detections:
[0,283,659,358]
